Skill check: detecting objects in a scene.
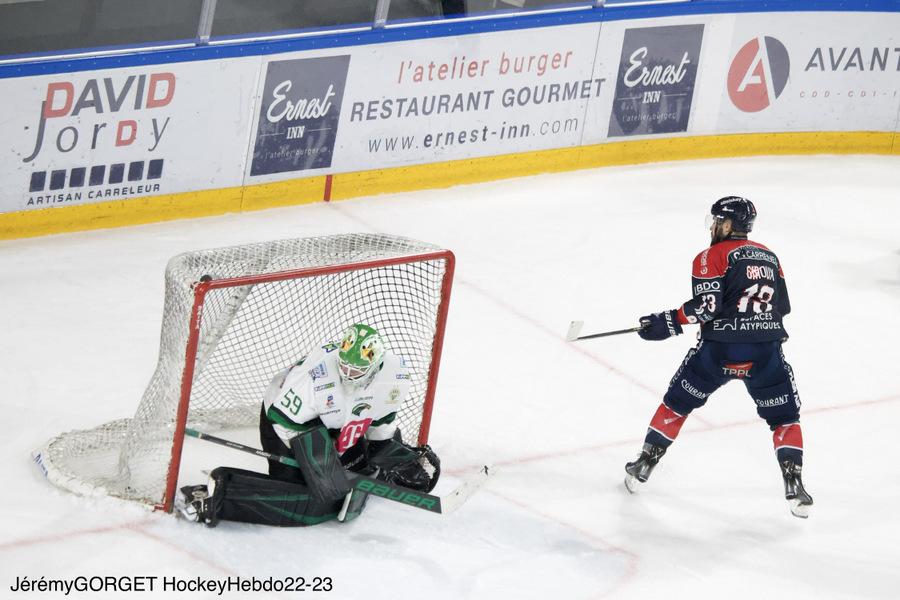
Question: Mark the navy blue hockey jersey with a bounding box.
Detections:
[676,239,790,342]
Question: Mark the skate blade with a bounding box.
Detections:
[788,498,810,519]
[173,499,199,522]
[624,474,640,494]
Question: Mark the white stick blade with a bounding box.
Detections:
[566,320,584,342]
[441,465,493,514]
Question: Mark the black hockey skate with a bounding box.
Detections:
[624,443,667,493]
[780,460,813,519]
[175,484,219,527]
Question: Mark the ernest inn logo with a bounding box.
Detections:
[250,55,351,176]
[609,24,704,137]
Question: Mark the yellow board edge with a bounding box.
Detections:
[240,176,327,212]
[1,131,896,240]
[329,131,896,199]
[0,186,245,241]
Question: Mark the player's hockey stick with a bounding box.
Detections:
[184,428,490,515]
[565,320,645,342]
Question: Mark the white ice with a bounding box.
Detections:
[2,155,899,599]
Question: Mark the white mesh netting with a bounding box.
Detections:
[35,234,452,508]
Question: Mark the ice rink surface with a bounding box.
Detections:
[2,155,899,599]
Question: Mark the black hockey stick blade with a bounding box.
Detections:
[566,320,645,342]
[184,428,491,515]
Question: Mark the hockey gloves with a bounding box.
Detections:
[638,310,682,341]
[369,438,441,493]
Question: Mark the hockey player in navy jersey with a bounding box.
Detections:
[626,197,813,518]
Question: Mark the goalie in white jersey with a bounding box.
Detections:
[262,324,410,464]
[178,323,440,527]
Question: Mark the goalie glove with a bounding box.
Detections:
[369,438,441,493]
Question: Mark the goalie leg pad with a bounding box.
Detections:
[205,467,345,527]
[337,487,371,523]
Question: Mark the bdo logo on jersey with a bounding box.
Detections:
[727,36,790,112]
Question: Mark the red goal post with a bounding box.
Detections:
[35,235,455,513]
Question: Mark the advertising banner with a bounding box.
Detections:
[245,22,606,183]
[0,59,259,214]
[716,13,900,133]
[2,9,899,218]
[607,24,704,138]
[581,15,710,145]
[250,55,351,176]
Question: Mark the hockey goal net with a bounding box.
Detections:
[35,234,454,512]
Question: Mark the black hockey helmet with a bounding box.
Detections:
[710,196,756,233]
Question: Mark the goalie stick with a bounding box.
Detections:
[184,428,490,515]
[565,320,645,342]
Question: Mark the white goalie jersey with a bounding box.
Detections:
[262,342,412,454]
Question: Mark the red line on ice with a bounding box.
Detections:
[0,519,152,552]
[448,392,900,475]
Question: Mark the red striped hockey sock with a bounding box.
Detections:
[773,422,804,465]
[645,403,687,447]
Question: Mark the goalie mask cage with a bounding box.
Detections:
[36,234,455,512]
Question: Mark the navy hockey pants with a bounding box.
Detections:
[662,339,801,430]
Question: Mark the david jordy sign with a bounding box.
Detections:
[21,72,174,163]
[12,71,175,210]
[609,24,704,137]
[250,55,351,176]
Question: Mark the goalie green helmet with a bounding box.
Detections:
[338,323,385,385]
